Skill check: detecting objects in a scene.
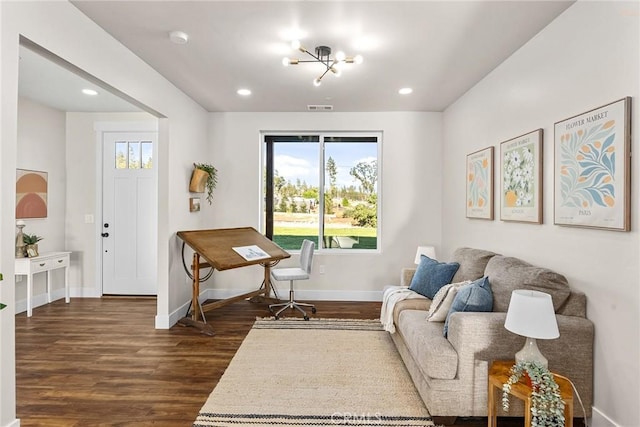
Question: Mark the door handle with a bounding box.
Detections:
[102,232,109,238]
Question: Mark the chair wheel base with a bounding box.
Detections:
[303,315,309,321]
[311,307,317,314]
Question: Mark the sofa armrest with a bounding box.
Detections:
[401,268,416,287]
[447,311,594,413]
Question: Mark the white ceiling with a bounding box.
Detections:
[26,1,575,113]
[19,44,141,113]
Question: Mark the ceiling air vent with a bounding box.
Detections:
[307,105,333,111]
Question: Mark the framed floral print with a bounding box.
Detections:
[500,129,543,223]
[466,146,494,220]
[554,97,631,231]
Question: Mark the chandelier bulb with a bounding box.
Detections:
[313,77,322,87]
[354,54,364,65]
[330,67,342,77]
[335,51,346,62]
[282,57,290,67]
[291,40,301,50]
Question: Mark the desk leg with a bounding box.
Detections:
[192,253,200,322]
[263,264,272,298]
[27,274,33,317]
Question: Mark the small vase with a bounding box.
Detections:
[26,244,39,258]
[189,168,209,193]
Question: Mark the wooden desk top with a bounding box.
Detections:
[176,227,290,271]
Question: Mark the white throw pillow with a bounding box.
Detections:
[427,280,471,322]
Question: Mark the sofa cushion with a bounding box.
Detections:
[427,280,471,322]
[450,247,498,283]
[409,255,460,299]
[444,276,493,337]
[485,256,571,312]
[397,309,458,380]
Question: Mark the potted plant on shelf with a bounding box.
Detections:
[189,163,218,205]
[502,361,565,427]
[23,233,43,257]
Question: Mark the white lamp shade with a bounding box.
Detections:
[504,290,559,339]
[414,245,436,264]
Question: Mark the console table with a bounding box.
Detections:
[15,251,71,317]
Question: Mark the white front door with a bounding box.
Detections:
[102,131,157,295]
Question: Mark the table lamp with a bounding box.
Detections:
[504,289,559,368]
[414,245,436,264]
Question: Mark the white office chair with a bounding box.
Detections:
[269,239,316,320]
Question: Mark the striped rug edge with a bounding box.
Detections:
[252,317,383,331]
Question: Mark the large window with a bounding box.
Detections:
[263,133,380,251]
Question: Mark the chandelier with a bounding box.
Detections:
[282,40,363,86]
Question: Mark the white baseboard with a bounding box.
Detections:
[155,287,382,329]
[206,287,383,302]
[591,407,619,427]
[2,418,20,427]
[70,286,101,298]
[155,290,208,329]
[14,288,68,315]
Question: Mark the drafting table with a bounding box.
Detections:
[176,226,290,335]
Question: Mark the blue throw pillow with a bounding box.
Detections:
[409,255,460,299]
[443,276,493,337]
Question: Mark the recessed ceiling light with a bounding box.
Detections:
[399,87,413,95]
[237,89,252,96]
[169,30,189,44]
[82,89,98,96]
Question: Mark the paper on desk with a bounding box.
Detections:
[232,245,270,261]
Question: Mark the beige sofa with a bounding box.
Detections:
[390,247,594,419]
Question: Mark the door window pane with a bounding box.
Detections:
[141,141,153,169]
[128,141,141,169]
[115,142,127,169]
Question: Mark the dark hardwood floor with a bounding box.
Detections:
[15,298,580,426]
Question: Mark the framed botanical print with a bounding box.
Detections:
[500,129,543,223]
[466,146,494,220]
[554,97,631,231]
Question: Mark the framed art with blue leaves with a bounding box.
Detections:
[554,97,631,231]
[466,146,494,220]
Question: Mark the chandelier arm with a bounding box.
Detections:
[317,66,332,81]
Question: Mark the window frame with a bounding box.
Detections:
[260,131,382,254]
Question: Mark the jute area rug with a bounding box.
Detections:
[194,318,434,426]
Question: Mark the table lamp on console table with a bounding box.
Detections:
[504,289,559,368]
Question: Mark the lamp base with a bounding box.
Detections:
[515,337,548,368]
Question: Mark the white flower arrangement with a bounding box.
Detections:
[502,361,565,427]
[503,146,535,207]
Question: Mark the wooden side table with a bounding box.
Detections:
[488,360,574,427]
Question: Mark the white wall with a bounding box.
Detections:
[442,2,639,425]
[0,2,209,425]
[207,112,443,299]
[15,97,67,308]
